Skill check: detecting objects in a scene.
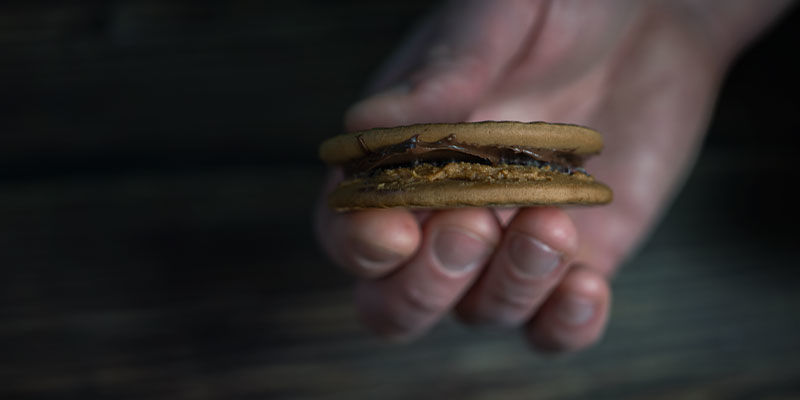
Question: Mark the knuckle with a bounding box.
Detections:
[401,284,451,316]
[489,290,537,313]
[374,284,450,337]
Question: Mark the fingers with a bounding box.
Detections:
[454,207,610,353]
[315,171,421,279]
[345,0,546,130]
[526,265,611,353]
[456,207,578,326]
[355,208,501,340]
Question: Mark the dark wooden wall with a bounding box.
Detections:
[2,1,799,399]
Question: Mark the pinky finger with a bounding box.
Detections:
[525,265,611,353]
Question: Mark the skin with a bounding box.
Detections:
[315,0,794,352]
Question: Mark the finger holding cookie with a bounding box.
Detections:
[316,120,612,347]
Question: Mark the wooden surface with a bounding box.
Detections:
[2,2,800,399]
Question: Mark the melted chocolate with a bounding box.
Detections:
[347,134,589,175]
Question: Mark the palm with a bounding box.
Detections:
[465,3,723,274]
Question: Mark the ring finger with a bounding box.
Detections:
[456,207,578,326]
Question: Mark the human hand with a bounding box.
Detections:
[316,0,791,352]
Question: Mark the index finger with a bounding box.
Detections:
[315,170,421,279]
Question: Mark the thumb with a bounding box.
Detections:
[345,0,547,131]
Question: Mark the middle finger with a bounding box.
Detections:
[456,207,578,326]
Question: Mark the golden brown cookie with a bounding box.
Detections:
[319,121,612,210]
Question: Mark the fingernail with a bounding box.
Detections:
[556,297,595,326]
[508,233,562,278]
[345,83,412,130]
[426,43,453,62]
[433,227,491,274]
[352,239,406,270]
[367,82,411,99]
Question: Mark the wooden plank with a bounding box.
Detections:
[0,152,798,398]
[0,1,434,166]
[0,1,799,398]
[5,1,798,167]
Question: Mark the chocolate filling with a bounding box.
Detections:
[346,134,590,176]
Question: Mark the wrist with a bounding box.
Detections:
[676,0,796,62]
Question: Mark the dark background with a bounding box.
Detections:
[2,1,799,399]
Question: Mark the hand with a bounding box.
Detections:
[315,0,790,352]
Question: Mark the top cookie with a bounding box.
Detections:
[319,121,603,165]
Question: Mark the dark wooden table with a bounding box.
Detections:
[2,2,799,399]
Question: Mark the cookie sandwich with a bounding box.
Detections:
[319,121,612,210]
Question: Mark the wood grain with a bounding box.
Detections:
[1,1,799,399]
